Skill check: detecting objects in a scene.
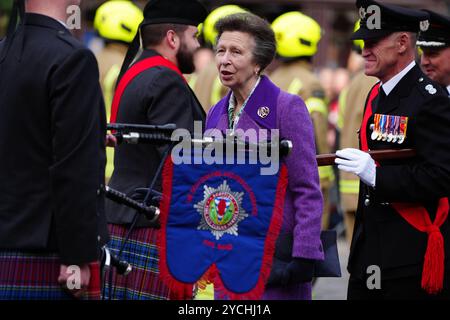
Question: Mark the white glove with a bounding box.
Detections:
[335,148,376,187]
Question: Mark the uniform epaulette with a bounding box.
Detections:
[417,76,441,97]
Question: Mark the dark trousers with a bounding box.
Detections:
[348,274,450,300]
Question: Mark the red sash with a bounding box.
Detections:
[110,56,185,124]
[86,262,101,299]
[360,84,448,294]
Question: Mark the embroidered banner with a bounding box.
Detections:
[158,151,288,299]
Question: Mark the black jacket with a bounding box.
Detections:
[349,65,450,280]
[0,14,108,265]
[106,49,205,227]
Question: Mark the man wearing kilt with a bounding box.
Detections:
[104,0,207,300]
[0,0,108,299]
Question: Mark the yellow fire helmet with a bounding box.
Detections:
[203,4,247,46]
[353,20,364,51]
[272,11,322,58]
[94,0,144,44]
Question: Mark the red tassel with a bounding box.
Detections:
[392,198,448,295]
[422,227,445,294]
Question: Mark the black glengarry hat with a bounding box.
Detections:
[141,0,207,27]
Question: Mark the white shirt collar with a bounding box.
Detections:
[446,85,450,97]
[381,61,416,96]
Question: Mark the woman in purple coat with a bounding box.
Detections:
[204,12,324,300]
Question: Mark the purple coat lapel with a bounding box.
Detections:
[205,91,230,133]
[205,76,281,132]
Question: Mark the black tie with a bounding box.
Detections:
[374,86,387,113]
[379,86,387,101]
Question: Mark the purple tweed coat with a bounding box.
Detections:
[205,76,324,300]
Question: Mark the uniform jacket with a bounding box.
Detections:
[0,14,107,265]
[205,75,324,299]
[106,49,206,227]
[349,64,450,280]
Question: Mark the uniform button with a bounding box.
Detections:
[364,198,370,206]
[98,236,101,242]
[419,77,424,82]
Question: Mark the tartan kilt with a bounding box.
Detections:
[102,224,170,300]
[0,251,101,300]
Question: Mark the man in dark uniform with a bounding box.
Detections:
[104,0,207,300]
[417,10,450,96]
[0,0,108,299]
[335,0,450,299]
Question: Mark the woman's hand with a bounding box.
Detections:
[267,258,315,286]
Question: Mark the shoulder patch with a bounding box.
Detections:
[417,80,447,99]
[416,73,448,97]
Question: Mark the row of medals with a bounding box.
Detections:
[370,114,408,144]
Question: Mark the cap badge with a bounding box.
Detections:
[420,20,430,32]
[359,7,367,19]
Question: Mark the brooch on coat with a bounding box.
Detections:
[257,106,270,119]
